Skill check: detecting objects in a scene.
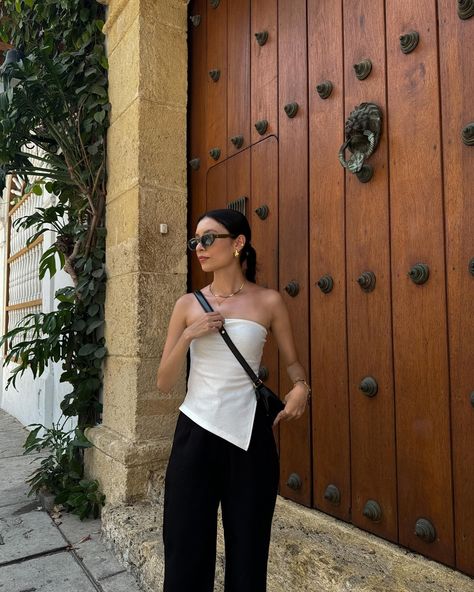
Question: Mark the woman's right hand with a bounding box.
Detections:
[184,312,226,341]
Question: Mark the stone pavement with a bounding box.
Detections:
[0,409,143,592]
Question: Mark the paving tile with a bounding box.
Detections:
[99,569,143,592]
[0,454,46,509]
[56,512,127,581]
[0,551,98,592]
[0,503,67,564]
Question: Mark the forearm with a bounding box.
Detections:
[286,360,308,383]
[286,361,311,400]
[156,330,192,393]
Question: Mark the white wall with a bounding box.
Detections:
[0,182,76,435]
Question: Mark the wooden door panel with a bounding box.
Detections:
[206,161,227,212]
[386,1,454,564]
[308,0,351,521]
[251,137,278,292]
[438,1,474,576]
[189,0,208,289]
[206,0,228,167]
[343,0,397,542]
[250,0,278,144]
[227,0,250,156]
[226,146,251,208]
[277,0,311,506]
[251,137,280,451]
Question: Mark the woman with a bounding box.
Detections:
[157,208,311,592]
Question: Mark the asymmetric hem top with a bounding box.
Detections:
[179,318,268,451]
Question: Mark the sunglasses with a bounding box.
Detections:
[187,233,235,251]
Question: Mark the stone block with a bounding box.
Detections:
[101,356,139,440]
[104,273,139,357]
[106,99,140,200]
[142,0,188,31]
[138,186,187,275]
[104,0,140,56]
[105,186,140,277]
[106,239,140,278]
[84,439,127,505]
[136,272,187,358]
[140,19,187,108]
[84,424,172,504]
[108,15,140,124]
[106,186,139,245]
[135,403,181,441]
[135,357,162,393]
[138,99,187,192]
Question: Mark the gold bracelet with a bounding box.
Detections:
[293,378,312,401]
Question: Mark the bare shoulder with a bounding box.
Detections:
[257,286,284,306]
[173,292,194,310]
[252,285,285,315]
[172,292,197,320]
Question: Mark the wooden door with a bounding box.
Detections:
[188,0,474,575]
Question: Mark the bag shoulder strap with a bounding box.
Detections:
[193,290,262,388]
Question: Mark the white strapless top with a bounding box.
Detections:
[179,318,268,450]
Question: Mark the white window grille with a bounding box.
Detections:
[3,174,44,355]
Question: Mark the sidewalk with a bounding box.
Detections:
[0,409,143,592]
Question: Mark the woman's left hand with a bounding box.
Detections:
[272,384,308,426]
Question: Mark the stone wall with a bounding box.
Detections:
[84,0,189,504]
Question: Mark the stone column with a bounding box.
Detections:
[84,0,189,504]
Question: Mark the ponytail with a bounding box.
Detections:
[241,244,257,283]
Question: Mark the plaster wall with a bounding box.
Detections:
[0,178,76,436]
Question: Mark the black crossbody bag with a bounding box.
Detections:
[193,290,285,426]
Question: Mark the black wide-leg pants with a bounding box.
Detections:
[162,401,280,592]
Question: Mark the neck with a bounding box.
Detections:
[211,268,246,295]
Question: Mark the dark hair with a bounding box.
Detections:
[197,208,257,283]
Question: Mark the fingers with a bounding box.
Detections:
[205,314,224,332]
[274,406,307,425]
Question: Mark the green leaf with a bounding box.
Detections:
[78,343,97,356]
[68,492,86,506]
[94,346,106,359]
[23,425,42,451]
[72,319,86,331]
[93,110,106,123]
[89,84,107,98]
[70,439,92,448]
[88,304,100,316]
[86,319,104,334]
[54,490,70,504]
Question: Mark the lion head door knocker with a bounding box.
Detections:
[338,102,383,183]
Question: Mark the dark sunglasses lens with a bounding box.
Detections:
[201,234,215,248]
[187,238,199,251]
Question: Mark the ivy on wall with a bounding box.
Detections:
[0,0,110,518]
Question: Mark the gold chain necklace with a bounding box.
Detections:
[209,281,245,306]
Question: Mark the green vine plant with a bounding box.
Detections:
[24,414,105,520]
[0,0,109,517]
